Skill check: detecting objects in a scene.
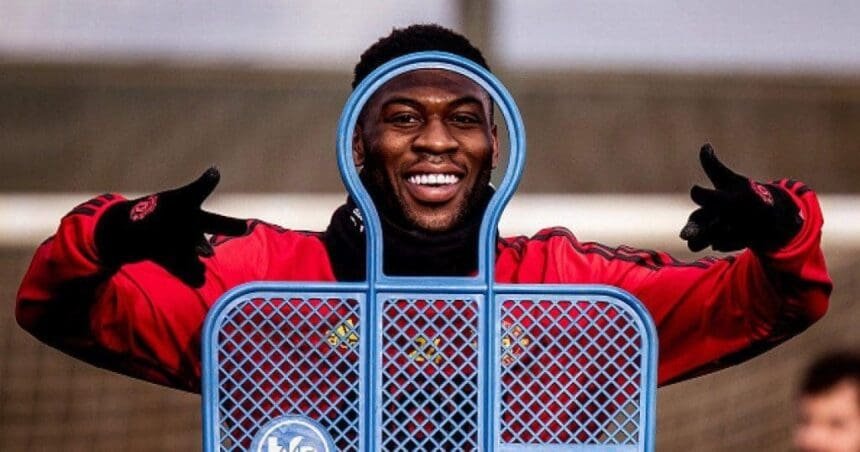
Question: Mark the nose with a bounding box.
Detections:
[413,117,458,155]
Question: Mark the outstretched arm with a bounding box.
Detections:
[534,144,831,385]
[644,144,830,383]
[16,169,250,391]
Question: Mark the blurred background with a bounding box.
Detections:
[1,1,858,450]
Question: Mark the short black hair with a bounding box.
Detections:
[352,24,490,89]
[800,350,860,401]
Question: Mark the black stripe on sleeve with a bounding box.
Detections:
[525,228,734,270]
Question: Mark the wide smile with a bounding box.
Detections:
[403,171,463,204]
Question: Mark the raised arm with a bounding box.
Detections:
[15,169,250,391]
[625,145,830,384]
[510,144,832,385]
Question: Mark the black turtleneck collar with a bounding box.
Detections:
[323,187,493,281]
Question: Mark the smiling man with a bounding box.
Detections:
[17,22,830,402]
[356,69,497,232]
[327,66,499,279]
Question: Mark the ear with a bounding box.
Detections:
[491,124,499,169]
[352,125,365,167]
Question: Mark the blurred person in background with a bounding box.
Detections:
[795,350,860,452]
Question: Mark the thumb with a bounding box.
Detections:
[175,167,221,206]
[699,144,745,190]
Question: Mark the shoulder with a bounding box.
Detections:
[208,219,333,281]
[497,227,719,283]
[499,226,620,268]
[498,227,580,256]
[496,227,583,283]
[208,219,327,270]
[211,219,325,249]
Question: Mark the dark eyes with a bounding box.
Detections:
[385,111,481,127]
[450,113,480,124]
[389,113,420,124]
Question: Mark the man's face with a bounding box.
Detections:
[794,381,860,452]
[354,69,498,232]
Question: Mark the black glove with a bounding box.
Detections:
[95,168,247,287]
[679,144,803,253]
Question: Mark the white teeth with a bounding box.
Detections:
[408,174,460,186]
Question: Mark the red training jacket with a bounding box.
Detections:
[16,179,831,394]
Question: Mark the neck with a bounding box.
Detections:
[324,188,493,281]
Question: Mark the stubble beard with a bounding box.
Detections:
[361,153,493,234]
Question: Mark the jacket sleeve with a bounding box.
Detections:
[15,194,265,392]
[550,180,831,385]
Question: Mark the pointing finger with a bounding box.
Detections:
[680,207,714,240]
[680,220,700,241]
[680,211,713,252]
[687,234,711,252]
[199,211,248,236]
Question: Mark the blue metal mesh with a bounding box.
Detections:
[497,298,643,446]
[379,297,480,451]
[214,296,361,451]
[204,288,655,451]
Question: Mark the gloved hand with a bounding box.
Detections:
[95,168,247,287]
[679,144,803,253]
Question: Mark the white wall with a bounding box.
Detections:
[494,0,860,74]
[2,0,859,73]
[0,0,459,67]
